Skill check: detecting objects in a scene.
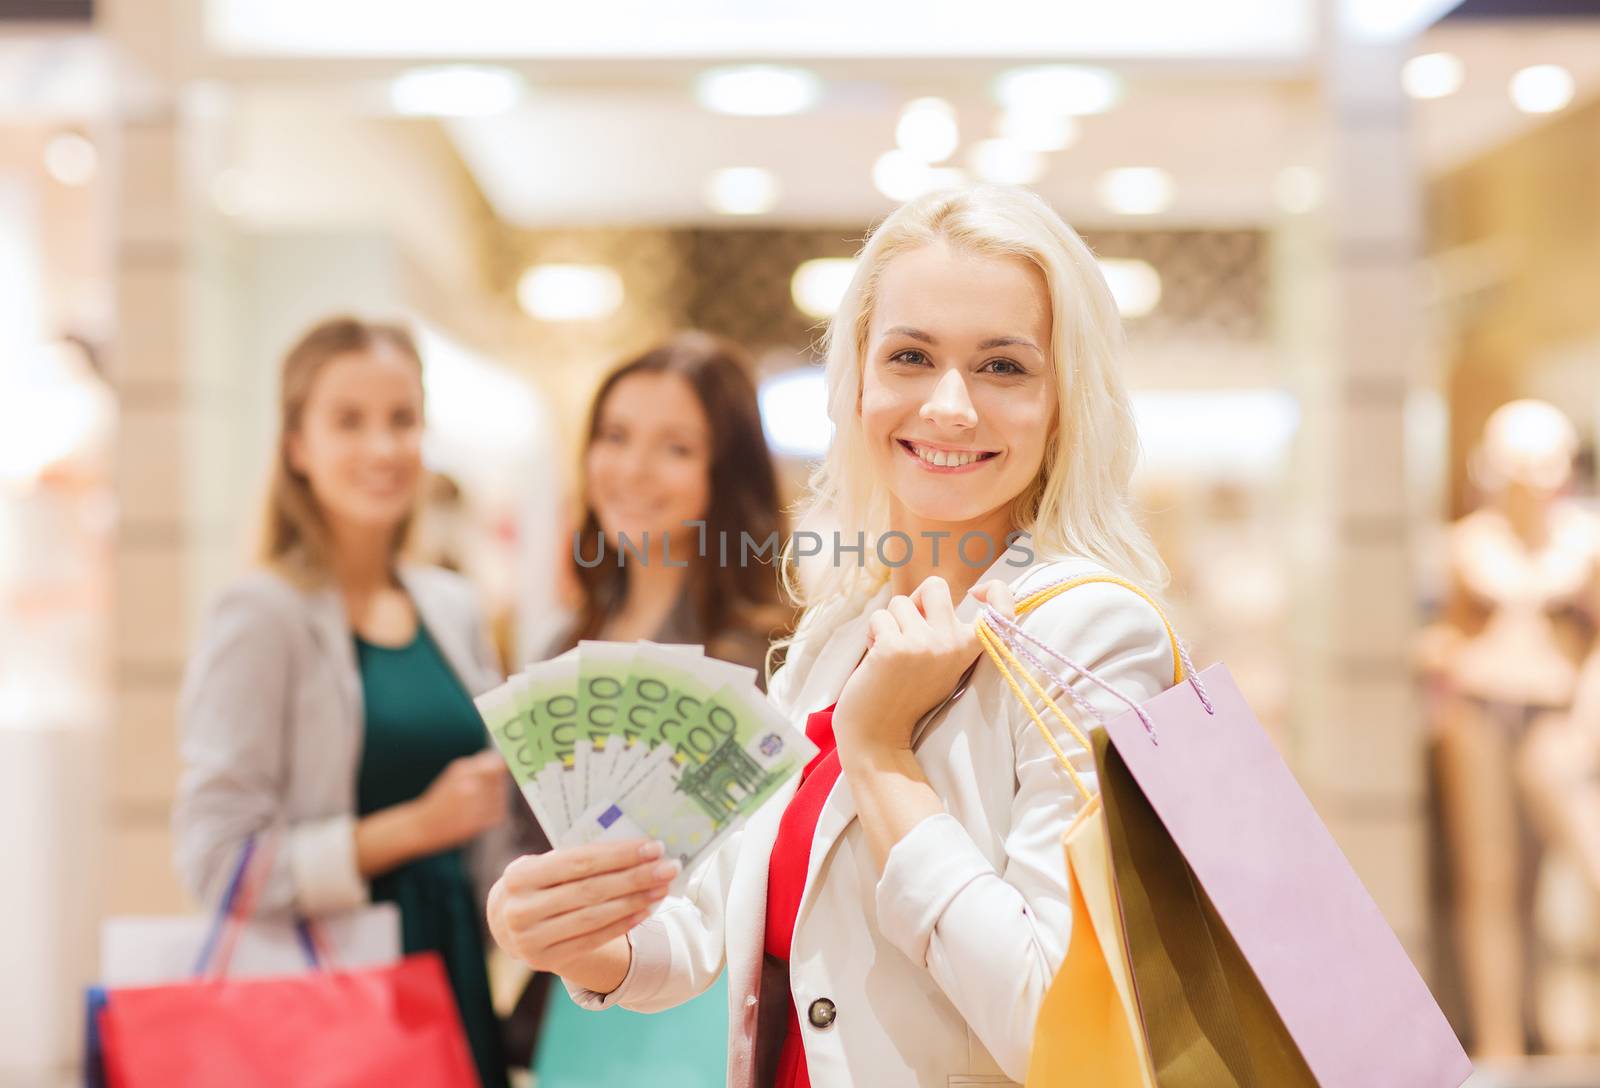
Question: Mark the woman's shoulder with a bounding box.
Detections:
[209,566,306,624]
[1003,554,1176,679]
[399,563,484,619]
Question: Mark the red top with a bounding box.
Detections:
[763,702,843,1088]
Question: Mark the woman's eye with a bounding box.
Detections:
[890,349,929,366]
[983,357,1026,376]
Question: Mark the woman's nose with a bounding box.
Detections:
[921,368,978,430]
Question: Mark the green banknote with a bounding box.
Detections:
[562,679,816,879]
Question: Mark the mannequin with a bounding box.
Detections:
[1424,400,1600,1058]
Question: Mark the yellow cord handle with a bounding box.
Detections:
[976,574,1186,803]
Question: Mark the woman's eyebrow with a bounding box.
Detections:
[977,335,1042,354]
[882,325,936,344]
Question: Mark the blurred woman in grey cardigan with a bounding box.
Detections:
[172,316,511,1088]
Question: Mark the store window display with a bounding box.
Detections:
[1422,399,1600,1058]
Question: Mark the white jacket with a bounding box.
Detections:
[571,546,1176,1087]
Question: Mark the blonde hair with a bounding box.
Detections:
[781,185,1166,646]
[257,316,424,585]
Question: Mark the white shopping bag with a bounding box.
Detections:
[100,902,402,986]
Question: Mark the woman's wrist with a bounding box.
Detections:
[353,799,433,878]
[565,932,634,997]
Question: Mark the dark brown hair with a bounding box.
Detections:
[572,331,792,652]
[257,316,424,583]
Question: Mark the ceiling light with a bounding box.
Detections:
[1510,64,1574,114]
[791,258,858,320]
[968,138,1045,186]
[994,65,1120,117]
[1402,52,1464,99]
[1098,167,1174,216]
[872,150,964,202]
[43,133,96,187]
[895,98,959,163]
[997,109,1079,152]
[705,167,779,215]
[389,65,522,117]
[695,65,820,117]
[1097,259,1162,318]
[516,264,624,322]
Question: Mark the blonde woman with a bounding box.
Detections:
[173,317,512,1088]
[487,187,1177,1087]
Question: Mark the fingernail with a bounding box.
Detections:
[652,860,681,881]
[639,841,664,860]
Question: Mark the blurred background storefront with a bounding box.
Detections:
[1,0,1599,1084]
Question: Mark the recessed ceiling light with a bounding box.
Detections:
[1098,167,1174,216]
[516,264,624,322]
[873,149,965,202]
[44,133,97,187]
[1097,258,1162,318]
[1402,52,1464,100]
[968,138,1045,186]
[791,258,858,320]
[705,167,779,216]
[389,65,523,117]
[994,66,1120,117]
[1509,64,1574,114]
[695,65,821,117]
[896,98,959,164]
[997,109,1079,153]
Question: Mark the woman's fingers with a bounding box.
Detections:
[541,908,652,966]
[538,884,670,946]
[866,609,898,648]
[887,594,926,636]
[971,578,1015,620]
[911,576,957,628]
[522,858,680,923]
[502,840,662,892]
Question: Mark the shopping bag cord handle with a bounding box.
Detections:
[192,835,329,979]
[973,573,1214,800]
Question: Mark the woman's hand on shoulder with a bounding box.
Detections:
[834,576,1014,759]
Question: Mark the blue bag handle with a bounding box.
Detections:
[190,836,324,978]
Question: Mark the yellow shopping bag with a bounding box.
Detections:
[1031,792,1154,1088]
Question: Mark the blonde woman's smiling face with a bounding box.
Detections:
[860,241,1057,536]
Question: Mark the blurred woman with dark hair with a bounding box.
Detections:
[524,330,792,1085]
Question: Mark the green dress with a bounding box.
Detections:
[355,625,509,1088]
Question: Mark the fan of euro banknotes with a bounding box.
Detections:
[476,641,818,885]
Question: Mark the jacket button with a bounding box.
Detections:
[807,997,837,1030]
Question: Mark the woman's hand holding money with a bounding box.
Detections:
[834,577,1015,873]
[487,839,680,995]
[355,750,508,878]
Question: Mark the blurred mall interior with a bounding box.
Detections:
[3,0,1600,1085]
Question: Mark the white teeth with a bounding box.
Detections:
[911,443,984,468]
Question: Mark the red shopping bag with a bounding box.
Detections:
[98,839,478,1088]
[99,952,477,1088]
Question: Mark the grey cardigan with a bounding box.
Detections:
[172,563,508,919]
